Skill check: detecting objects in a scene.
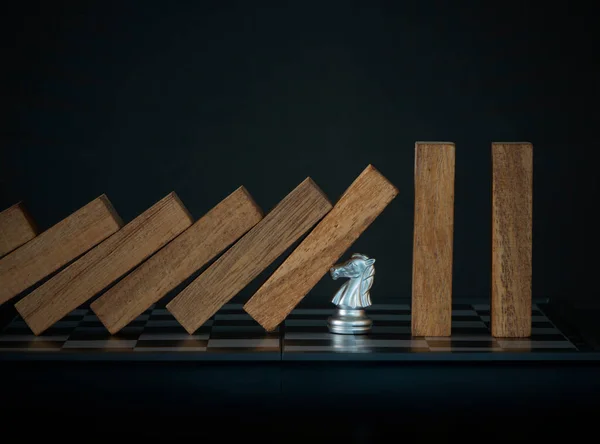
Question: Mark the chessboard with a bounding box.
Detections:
[0,301,595,361]
[282,302,592,361]
[0,303,280,361]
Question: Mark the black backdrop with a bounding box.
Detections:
[1,1,597,307]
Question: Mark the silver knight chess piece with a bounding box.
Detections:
[327,253,375,334]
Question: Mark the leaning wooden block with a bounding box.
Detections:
[0,202,38,258]
[244,164,399,332]
[15,192,193,335]
[0,195,123,305]
[91,187,263,334]
[411,142,455,337]
[167,178,332,334]
[491,142,533,338]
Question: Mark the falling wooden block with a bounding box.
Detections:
[491,142,533,338]
[15,192,193,335]
[167,178,332,334]
[0,195,123,305]
[91,187,263,334]
[411,142,455,337]
[0,202,38,258]
[244,164,399,331]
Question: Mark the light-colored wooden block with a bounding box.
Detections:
[15,192,193,335]
[411,142,455,337]
[167,178,332,334]
[0,195,123,305]
[244,164,399,332]
[491,142,533,338]
[0,202,38,258]
[91,187,263,334]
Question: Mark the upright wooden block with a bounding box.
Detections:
[244,165,399,332]
[15,192,193,335]
[166,178,332,334]
[411,142,455,337]
[0,202,38,258]
[91,187,263,334]
[0,195,123,305]
[491,142,533,338]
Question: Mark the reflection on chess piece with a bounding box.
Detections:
[331,333,370,352]
[327,253,375,334]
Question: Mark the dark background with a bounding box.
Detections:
[0,2,597,304]
[1,1,600,436]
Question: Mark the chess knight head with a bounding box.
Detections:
[329,253,375,309]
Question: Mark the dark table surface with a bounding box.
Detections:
[2,359,600,440]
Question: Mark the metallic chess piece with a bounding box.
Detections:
[327,253,375,334]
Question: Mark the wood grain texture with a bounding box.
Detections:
[166,178,332,334]
[0,202,38,258]
[0,195,123,306]
[491,142,533,338]
[411,142,455,337]
[15,192,193,335]
[244,164,399,332]
[91,187,263,334]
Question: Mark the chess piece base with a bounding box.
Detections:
[327,308,372,334]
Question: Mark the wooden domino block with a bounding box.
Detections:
[167,178,332,334]
[411,142,455,337]
[91,187,263,334]
[0,195,123,305]
[244,165,399,332]
[15,192,193,335]
[0,202,38,258]
[491,142,533,338]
